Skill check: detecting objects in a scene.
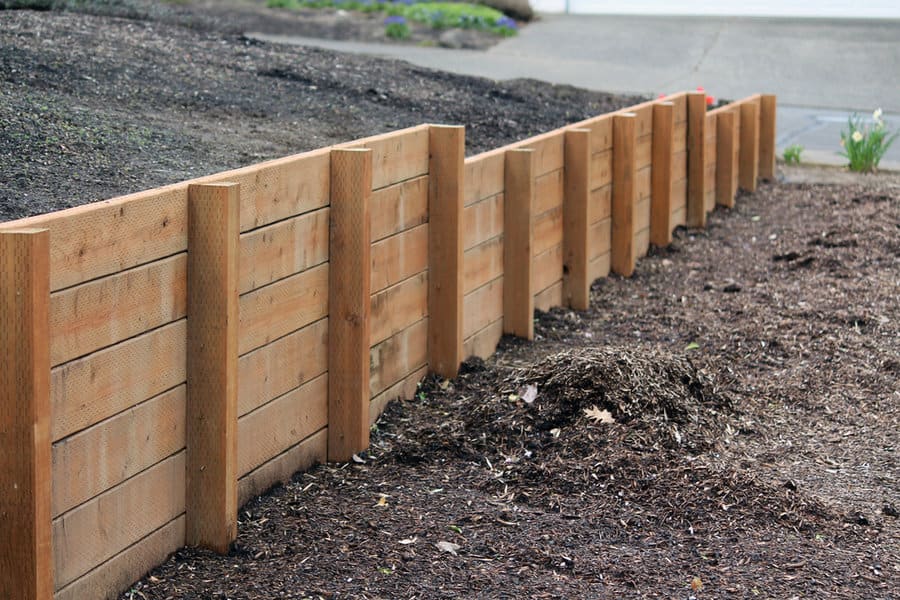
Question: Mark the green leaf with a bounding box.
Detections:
[684,342,700,351]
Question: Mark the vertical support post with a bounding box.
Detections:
[563,128,591,311]
[0,229,52,600]
[427,125,465,378]
[687,91,707,228]
[328,149,372,462]
[612,113,637,277]
[759,94,777,180]
[650,102,674,247]
[185,183,240,554]
[503,148,535,340]
[740,101,761,192]
[716,110,738,208]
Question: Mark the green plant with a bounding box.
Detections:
[840,109,898,173]
[384,14,409,38]
[783,144,803,164]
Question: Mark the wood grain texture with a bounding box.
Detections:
[533,244,564,295]
[759,94,777,180]
[341,126,430,190]
[463,277,503,340]
[463,193,503,251]
[370,175,429,242]
[589,185,612,224]
[563,128,591,310]
[369,318,429,398]
[370,223,428,294]
[328,149,372,461]
[427,125,464,379]
[534,280,563,312]
[651,102,674,247]
[464,153,504,206]
[464,235,504,295]
[533,205,563,256]
[687,92,707,228]
[586,116,613,154]
[463,317,503,361]
[589,149,613,190]
[740,101,760,192]
[716,110,739,208]
[185,182,240,553]
[369,364,427,427]
[503,149,535,340]
[704,114,718,214]
[588,217,611,263]
[371,271,429,347]
[612,113,637,277]
[237,429,326,508]
[534,169,564,216]
[0,229,52,600]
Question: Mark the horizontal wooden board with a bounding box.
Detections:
[238,262,328,355]
[370,364,428,427]
[463,193,503,251]
[534,244,563,294]
[589,217,611,261]
[54,516,185,600]
[533,205,563,257]
[672,205,687,228]
[464,153,504,206]
[342,126,430,190]
[50,319,187,442]
[370,224,429,293]
[520,132,564,176]
[370,317,428,398]
[534,169,564,216]
[464,235,503,295]
[588,251,611,282]
[586,116,613,154]
[52,452,185,588]
[463,276,503,340]
[589,185,612,224]
[668,94,688,122]
[673,121,688,152]
[51,385,186,518]
[238,373,328,477]
[370,271,429,347]
[590,149,613,191]
[237,317,328,417]
[238,208,329,295]
[672,149,688,181]
[636,133,653,169]
[635,196,651,234]
[50,253,186,367]
[463,318,503,361]
[637,166,652,201]
[634,228,650,261]
[370,175,429,242]
[534,280,562,312]
[238,429,327,509]
[623,104,653,136]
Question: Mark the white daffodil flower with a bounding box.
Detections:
[873,108,883,121]
[852,130,864,143]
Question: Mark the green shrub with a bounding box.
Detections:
[840,109,898,173]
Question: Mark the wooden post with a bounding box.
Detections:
[612,113,637,277]
[563,128,591,310]
[185,183,240,554]
[759,94,777,180]
[716,110,738,208]
[740,101,760,192]
[427,125,464,378]
[328,149,372,462]
[0,229,52,600]
[650,102,674,247]
[687,91,707,228]
[503,148,535,340]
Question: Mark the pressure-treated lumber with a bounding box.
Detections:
[563,128,591,310]
[686,92,707,228]
[185,182,240,554]
[740,101,760,192]
[328,149,372,461]
[612,113,637,277]
[716,110,739,207]
[503,149,535,339]
[427,125,464,378]
[759,94,777,180]
[651,102,674,247]
[0,229,52,600]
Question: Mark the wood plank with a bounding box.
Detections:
[637,166,652,201]
[237,318,328,419]
[588,185,612,224]
[185,182,239,554]
[237,373,327,477]
[369,365,427,427]
[687,92,707,228]
[463,193,503,251]
[635,196,651,235]
[238,263,328,356]
[370,318,428,398]
[716,110,738,208]
[635,133,653,169]
[463,236,504,295]
[463,318,503,361]
[588,217,611,262]
[668,93,688,122]
[54,516,184,600]
[589,149,613,190]
[533,205,563,257]
[587,116,613,154]
[588,251,611,283]
[627,105,653,136]
[238,207,329,295]
[759,94,777,180]
[672,204,687,228]
[51,385,185,518]
[534,244,563,294]
[328,148,372,461]
[651,102,674,247]
[342,126,430,190]
[612,113,637,277]
[237,429,326,508]
[464,153,504,206]
[672,149,687,181]
[463,277,503,340]
[371,271,429,347]
[634,228,650,263]
[49,254,187,367]
[0,229,52,600]
[370,175,429,242]
[521,132,564,176]
[370,223,428,294]
[740,100,761,192]
[427,125,465,379]
[705,158,717,214]
[534,280,562,312]
[705,114,718,214]
[503,149,535,340]
[52,452,185,589]
[50,319,186,442]
[563,128,591,310]
[673,120,688,152]
[534,169,564,216]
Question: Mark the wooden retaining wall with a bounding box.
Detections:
[0,93,776,600]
